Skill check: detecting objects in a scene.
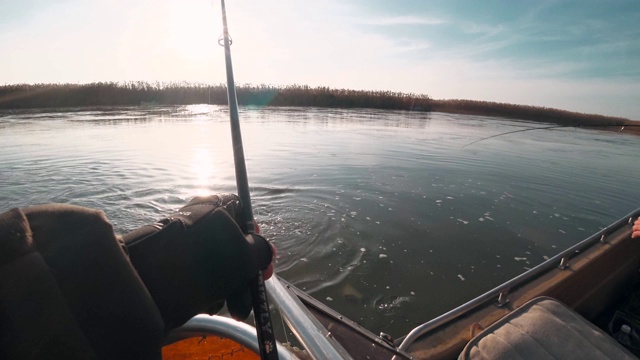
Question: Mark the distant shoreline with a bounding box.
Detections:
[428,99,640,136]
[1,82,637,135]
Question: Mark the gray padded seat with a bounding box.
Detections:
[459,296,638,360]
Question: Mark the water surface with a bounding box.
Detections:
[1,105,638,337]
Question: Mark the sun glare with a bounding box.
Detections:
[164,1,217,60]
[185,104,217,116]
[190,146,216,195]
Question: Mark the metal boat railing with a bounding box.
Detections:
[266,276,354,359]
[167,208,639,359]
[166,276,354,360]
[164,314,298,359]
[396,207,640,352]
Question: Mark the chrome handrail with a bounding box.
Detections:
[266,276,354,359]
[165,315,297,360]
[166,276,353,359]
[397,207,640,352]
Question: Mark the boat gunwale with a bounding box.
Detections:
[397,207,640,352]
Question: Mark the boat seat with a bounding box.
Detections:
[459,296,638,360]
[0,205,164,359]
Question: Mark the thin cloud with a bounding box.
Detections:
[359,15,446,26]
[395,41,433,53]
[459,22,505,37]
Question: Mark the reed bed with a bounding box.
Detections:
[0,82,429,112]
[0,82,630,128]
[431,99,628,126]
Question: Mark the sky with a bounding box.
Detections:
[1,0,639,119]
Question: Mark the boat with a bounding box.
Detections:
[161,208,640,359]
[159,2,640,359]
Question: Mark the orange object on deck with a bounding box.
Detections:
[162,336,259,360]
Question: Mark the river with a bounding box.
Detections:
[1,105,638,337]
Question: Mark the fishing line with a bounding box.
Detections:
[463,123,639,148]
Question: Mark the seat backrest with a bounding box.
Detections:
[1,205,165,359]
[459,296,638,360]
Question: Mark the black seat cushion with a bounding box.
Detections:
[1,205,165,359]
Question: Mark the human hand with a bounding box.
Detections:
[254,221,277,281]
[633,218,640,239]
[123,194,276,328]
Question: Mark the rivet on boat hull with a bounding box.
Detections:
[379,332,395,346]
[496,291,510,307]
[559,257,570,270]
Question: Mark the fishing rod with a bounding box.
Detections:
[218,1,278,359]
[215,5,357,359]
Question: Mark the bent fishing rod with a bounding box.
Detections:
[218,1,278,359]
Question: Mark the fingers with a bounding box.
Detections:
[263,265,274,280]
[253,220,276,280]
[262,242,277,280]
[227,239,275,320]
[633,218,640,239]
[253,219,261,235]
